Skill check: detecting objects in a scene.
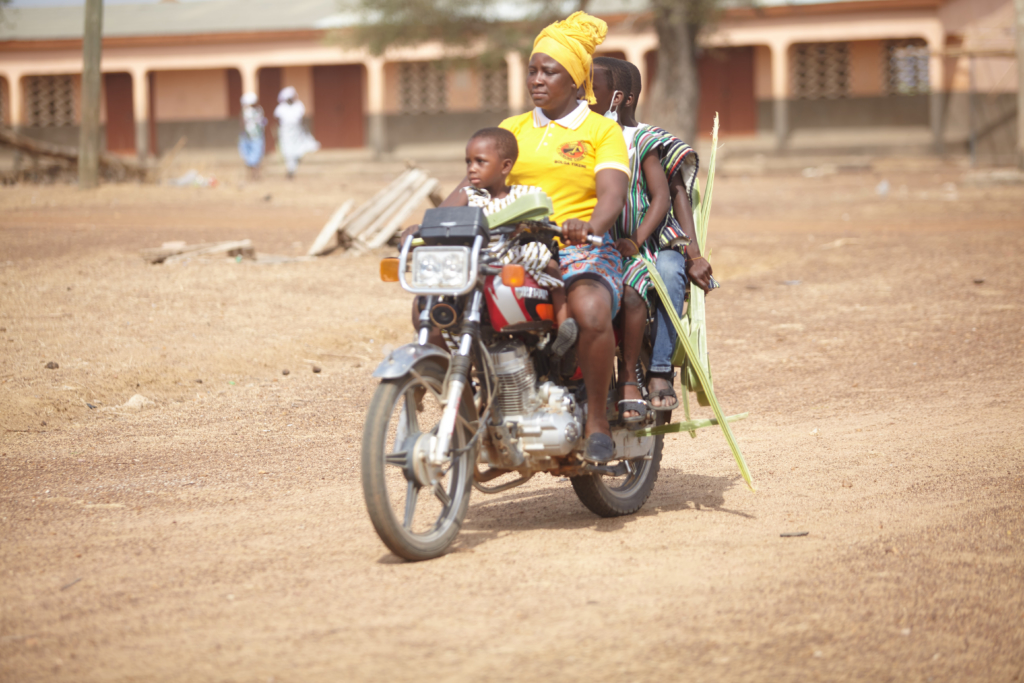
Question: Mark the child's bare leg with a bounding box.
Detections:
[544,260,569,326]
[552,288,568,327]
[618,285,648,418]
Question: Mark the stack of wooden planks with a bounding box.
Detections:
[307,167,442,256]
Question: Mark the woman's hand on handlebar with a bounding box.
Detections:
[562,218,598,246]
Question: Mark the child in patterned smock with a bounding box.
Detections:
[618,60,713,412]
[408,128,576,354]
[446,127,575,354]
[590,58,675,423]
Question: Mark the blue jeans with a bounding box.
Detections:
[649,249,688,374]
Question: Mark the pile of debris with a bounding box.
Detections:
[141,240,256,264]
[307,166,441,256]
[141,166,443,265]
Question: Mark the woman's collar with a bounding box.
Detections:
[532,100,590,130]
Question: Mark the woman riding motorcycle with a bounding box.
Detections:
[439,11,629,463]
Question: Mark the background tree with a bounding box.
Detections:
[1016,0,1024,168]
[647,0,719,143]
[345,0,720,142]
[348,0,581,69]
[79,0,103,188]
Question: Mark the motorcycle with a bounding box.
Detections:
[361,191,666,561]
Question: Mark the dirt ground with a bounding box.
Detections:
[1,150,1022,682]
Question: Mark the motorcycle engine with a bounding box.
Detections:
[486,339,580,463]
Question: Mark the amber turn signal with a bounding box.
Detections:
[380,257,400,282]
[501,264,525,287]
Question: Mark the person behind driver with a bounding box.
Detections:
[616,59,713,411]
[589,57,673,424]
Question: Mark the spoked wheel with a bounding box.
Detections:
[361,359,477,561]
[571,348,665,517]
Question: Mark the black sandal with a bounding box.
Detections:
[584,433,616,464]
[646,373,679,412]
[616,382,650,424]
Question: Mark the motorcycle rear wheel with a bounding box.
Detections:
[570,412,665,517]
[570,346,666,517]
[569,395,663,518]
[361,358,476,561]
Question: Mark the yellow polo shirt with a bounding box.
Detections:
[500,102,629,227]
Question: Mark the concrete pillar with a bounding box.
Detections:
[131,67,149,162]
[3,72,24,170]
[505,51,525,114]
[769,41,790,151]
[4,72,24,128]
[239,63,259,98]
[365,56,386,157]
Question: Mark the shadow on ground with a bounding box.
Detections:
[377,468,752,557]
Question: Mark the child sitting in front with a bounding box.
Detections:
[410,127,576,355]
[447,127,575,354]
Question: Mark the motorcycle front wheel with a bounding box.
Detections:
[361,358,477,561]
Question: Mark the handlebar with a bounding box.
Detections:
[538,221,720,293]
[534,220,603,246]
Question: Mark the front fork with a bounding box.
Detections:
[419,289,483,467]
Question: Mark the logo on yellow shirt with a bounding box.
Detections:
[558,141,588,162]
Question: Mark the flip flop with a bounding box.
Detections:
[616,381,650,424]
[583,433,616,464]
[648,385,678,412]
[645,374,679,412]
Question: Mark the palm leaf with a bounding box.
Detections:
[639,112,754,490]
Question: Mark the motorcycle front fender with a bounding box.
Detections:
[372,342,450,380]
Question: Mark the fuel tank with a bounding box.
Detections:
[483,273,555,332]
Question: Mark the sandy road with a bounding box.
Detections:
[1,154,1022,682]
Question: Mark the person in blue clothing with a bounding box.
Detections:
[237,92,266,181]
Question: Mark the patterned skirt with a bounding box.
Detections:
[559,236,624,317]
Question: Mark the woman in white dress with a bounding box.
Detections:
[273,86,320,179]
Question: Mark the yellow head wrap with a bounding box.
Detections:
[530,11,608,106]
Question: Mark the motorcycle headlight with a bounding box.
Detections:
[411,247,471,290]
